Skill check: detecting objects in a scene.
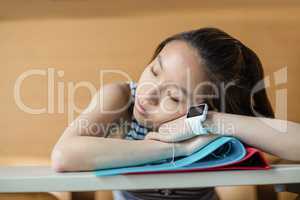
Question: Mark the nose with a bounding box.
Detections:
[140,87,160,107]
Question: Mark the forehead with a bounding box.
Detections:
[158,40,206,96]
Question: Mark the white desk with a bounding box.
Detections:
[0,164,300,193]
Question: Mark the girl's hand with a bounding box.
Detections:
[145,115,196,142]
[174,134,218,156]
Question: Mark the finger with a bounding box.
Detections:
[144,132,169,141]
[145,131,177,142]
[153,127,197,142]
[144,132,159,140]
[158,124,190,142]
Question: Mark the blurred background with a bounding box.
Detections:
[0,0,299,199]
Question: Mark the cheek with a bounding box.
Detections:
[157,101,186,119]
[145,102,187,129]
[159,97,186,113]
[160,100,178,112]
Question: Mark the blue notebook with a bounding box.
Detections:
[95,136,247,176]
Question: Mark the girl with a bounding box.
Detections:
[52,27,300,200]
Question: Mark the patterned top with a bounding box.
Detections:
[112,81,219,200]
[124,81,150,140]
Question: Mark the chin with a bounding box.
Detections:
[133,108,146,123]
[133,108,156,130]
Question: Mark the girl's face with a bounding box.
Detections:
[134,40,207,130]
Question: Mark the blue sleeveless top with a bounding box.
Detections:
[124,81,151,140]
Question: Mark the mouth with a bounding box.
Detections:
[135,98,148,115]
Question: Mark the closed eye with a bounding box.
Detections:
[151,65,158,76]
[170,96,179,102]
[167,90,180,103]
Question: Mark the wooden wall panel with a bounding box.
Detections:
[0,1,299,199]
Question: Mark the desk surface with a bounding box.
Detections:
[1,164,300,192]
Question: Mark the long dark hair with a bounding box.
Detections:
[151,27,274,118]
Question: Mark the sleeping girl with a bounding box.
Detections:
[51,27,300,200]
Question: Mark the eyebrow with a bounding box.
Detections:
[157,55,164,71]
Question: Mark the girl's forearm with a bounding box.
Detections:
[206,112,300,161]
[51,136,179,172]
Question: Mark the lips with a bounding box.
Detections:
[135,98,148,115]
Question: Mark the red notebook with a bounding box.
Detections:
[126,147,270,175]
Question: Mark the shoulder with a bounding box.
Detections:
[101,82,131,104]
[101,82,130,96]
[83,82,132,115]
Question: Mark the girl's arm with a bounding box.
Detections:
[52,83,204,172]
[205,112,300,161]
[145,111,300,162]
[52,134,177,172]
